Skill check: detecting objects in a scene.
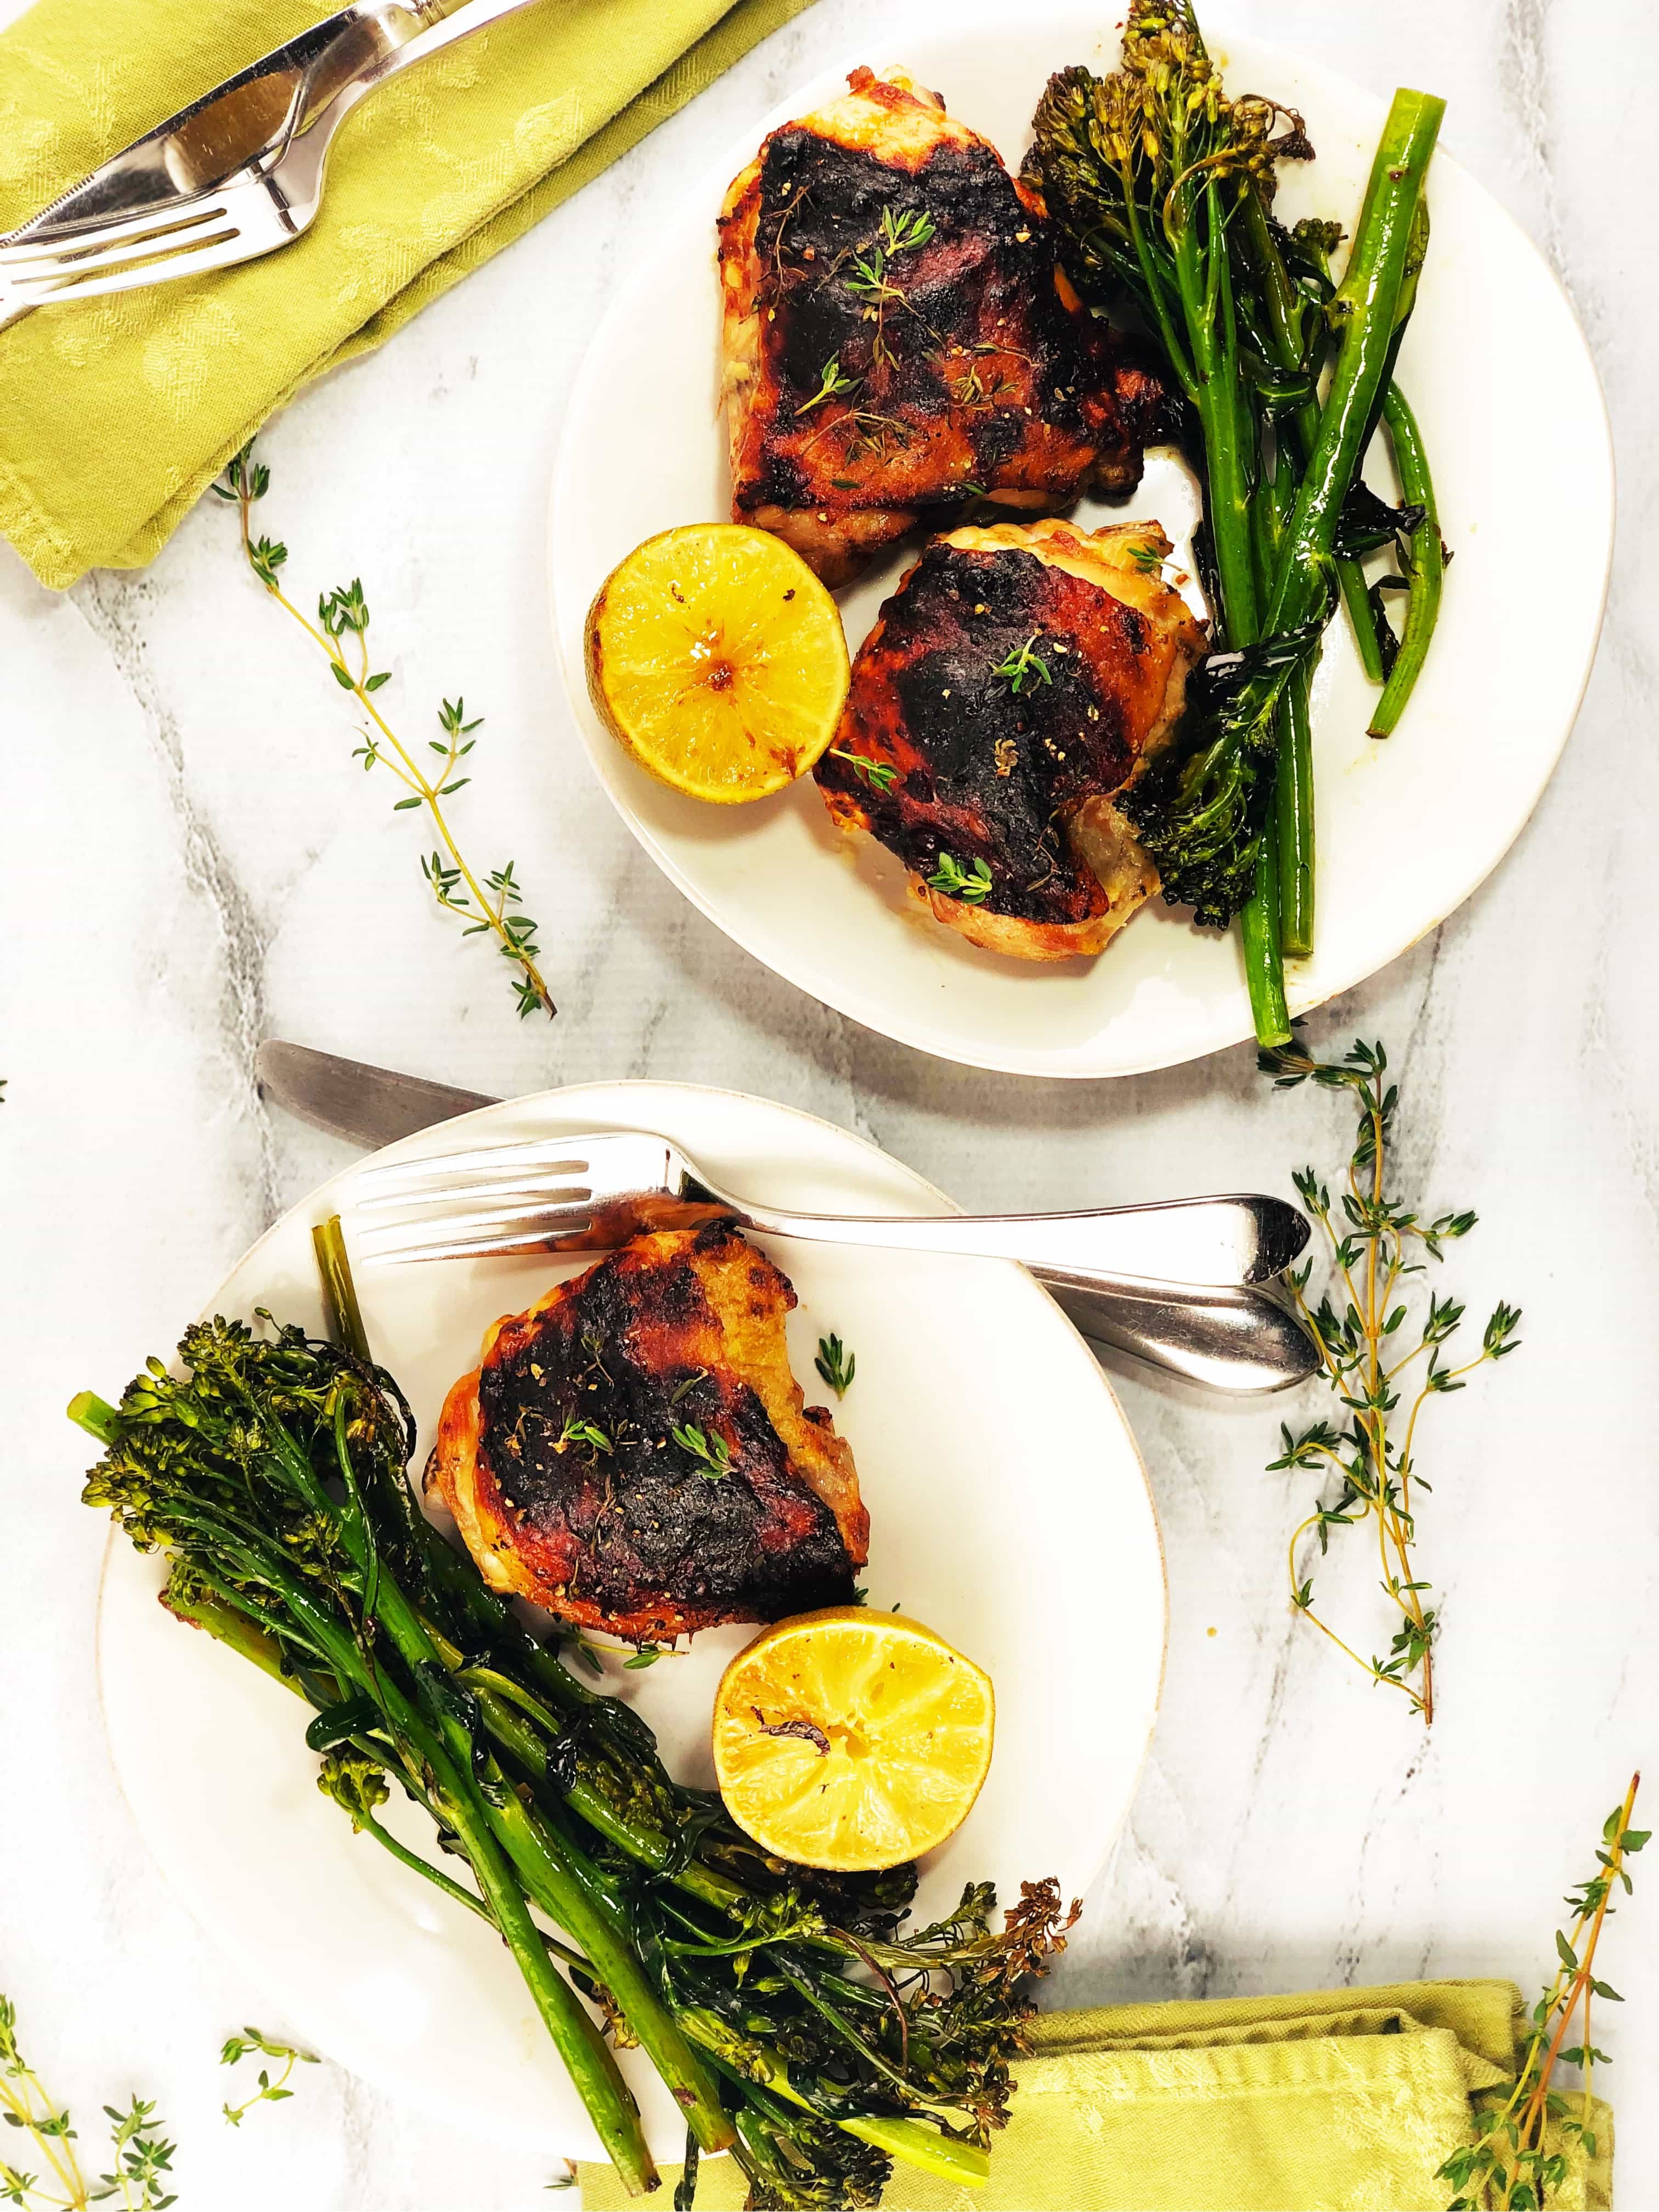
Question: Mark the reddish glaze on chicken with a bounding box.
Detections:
[718,66,1164,585]
[815,517,1207,960]
[425,1224,868,1644]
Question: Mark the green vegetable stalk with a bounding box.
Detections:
[1028,2,1444,1044]
[1368,385,1443,736]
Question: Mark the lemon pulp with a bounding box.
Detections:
[712,1607,996,1871]
[584,523,849,803]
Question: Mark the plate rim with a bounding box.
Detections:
[546,9,1616,1081]
[95,1074,1170,2151]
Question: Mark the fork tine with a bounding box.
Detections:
[358,1217,595,1267]
[360,1231,582,1267]
[353,1198,593,1251]
[355,1142,590,1189]
[0,196,236,270]
[2,223,267,306]
[353,1177,592,1217]
[1,204,240,284]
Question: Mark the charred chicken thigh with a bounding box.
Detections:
[815,517,1207,960]
[425,1223,868,1644]
[718,66,1163,585]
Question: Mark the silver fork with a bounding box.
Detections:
[0,0,546,326]
[351,1128,1311,1299]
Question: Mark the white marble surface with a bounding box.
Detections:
[3,1,1656,2205]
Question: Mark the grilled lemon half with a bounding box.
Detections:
[712,1607,995,1871]
[584,523,850,803]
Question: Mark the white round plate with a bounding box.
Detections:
[549,11,1612,1080]
[97,1082,1165,2159]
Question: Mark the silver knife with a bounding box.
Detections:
[255,1041,1318,1395]
[6,3,440,244]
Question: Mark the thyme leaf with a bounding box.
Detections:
[672,1424,733,1480]
[221,2028,318,2128]
[927,853,994,905]
[815,1334,857,1396]
[829,748,898,794]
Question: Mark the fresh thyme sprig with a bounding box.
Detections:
[557,1415,613,1457]
[927,853,995,905]
[878,206,936,258]
[0,1998,174,2211]
[1261,1036,1521,1721]
[219,2029,317,2129]
[829,747,898,793]
[815,1334,856,1396]
[1441,1779,1646,2210]
[845,204,936,370]
[991,634,1052,695]
[672,1423,733,1480]
[215,441,555,1022]
[795,354,859,416]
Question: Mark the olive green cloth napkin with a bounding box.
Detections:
[0,0,810,588]
[580,1981,1613,2212]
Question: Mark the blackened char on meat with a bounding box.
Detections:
[426,1224,868,1643]
[718,69,1166,582]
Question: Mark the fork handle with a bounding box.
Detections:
[275,0,551,203]
[720,1193,1308,1294]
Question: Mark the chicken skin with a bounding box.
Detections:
[717,67,1163,585]
[425,1223,868,1644]
[814,518,1207,960]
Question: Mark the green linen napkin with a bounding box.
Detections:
[0,0,810,588]
[579,1982,1614,2212]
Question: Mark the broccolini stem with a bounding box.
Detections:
[350,1807,597,1980]
[1267,91,1445,639]
[312,1214,373,1364]
[161,1577,295,1686]
[1237,194,1325,970]
[1240,89,1442,1025]
[381,1684,658,2193]
[323,1462,730,2162]
[1240,834,1291,1047]
[1186,171,1282,1036]
[171,1492,657,2189]
[482,1778,735,2154]
[676,2010,992,2188]
[166,1576,604,1984]
[67,1390,120,1445]
[1336,556,1388,681]
[438,1641,747,1909]
[1275,661,1317,960]
[1368,385,1443,736]
[1238,198,1386,692]
[1180,178,1260,646]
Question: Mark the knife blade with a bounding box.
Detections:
[256,1040,492,1148]
[255,1041,1318,1393]
[7,3,435,244]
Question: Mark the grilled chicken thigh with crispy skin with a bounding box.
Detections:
[815,517,1207,960]
[425,1223,867,1644]
[718,67,1163,585]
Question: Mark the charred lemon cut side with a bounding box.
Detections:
[584,523,850,803]
[712,1607,995,1871]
